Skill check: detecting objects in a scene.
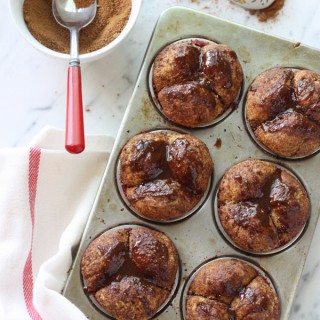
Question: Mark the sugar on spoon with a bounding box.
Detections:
[52,0,97,154]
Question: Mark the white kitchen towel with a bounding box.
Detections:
[0,126,114,320]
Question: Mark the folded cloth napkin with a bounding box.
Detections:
[0,126,114,320]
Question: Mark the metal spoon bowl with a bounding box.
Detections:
[52,0,97,154]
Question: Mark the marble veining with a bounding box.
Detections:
[1,0,320,318]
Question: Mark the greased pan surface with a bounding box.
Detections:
[63,7,320,319]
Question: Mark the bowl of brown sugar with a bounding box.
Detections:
[9,0,141,62]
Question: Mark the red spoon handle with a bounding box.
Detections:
[65,65,85,154]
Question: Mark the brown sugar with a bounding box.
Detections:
[249,0,285,22]
[74,0,95,8]
[23,0,131,54]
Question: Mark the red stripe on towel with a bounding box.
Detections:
[23,147,43,320]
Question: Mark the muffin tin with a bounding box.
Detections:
[63,7,320,320]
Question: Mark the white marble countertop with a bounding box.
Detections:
[1,0,320,319]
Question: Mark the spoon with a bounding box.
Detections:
[52,0,97,154]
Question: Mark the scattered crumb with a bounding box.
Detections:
[214,138,222,149]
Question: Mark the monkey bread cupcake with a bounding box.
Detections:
[152,39,243,127]
[217,159,310,253]
[81,226,179,320]
[118,131,213,222]
[246,67,320,158]
[185,258,281,320]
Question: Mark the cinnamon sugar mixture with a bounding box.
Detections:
[249,0,285,22]
[74,0,94,8]
[23,0,131,54]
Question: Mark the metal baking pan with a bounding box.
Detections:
[63,6,320,319]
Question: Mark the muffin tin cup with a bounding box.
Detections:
[148,37,244,129]
[180,256,281,320]
[115,129,213,224]
[81,224,181,319]
[213,160,311,256]
[63,7,320,320]
[243,67,320,160]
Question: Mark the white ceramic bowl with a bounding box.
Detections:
[8,0,142,62]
